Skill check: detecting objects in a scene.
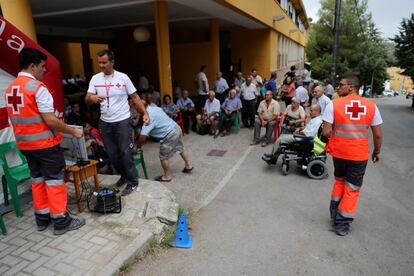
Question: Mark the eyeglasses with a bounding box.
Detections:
[339,83,350,87]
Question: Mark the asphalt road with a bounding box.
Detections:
[129,95,414,275]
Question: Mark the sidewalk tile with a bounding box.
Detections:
[33,267,56,276]
[4,260,29,276]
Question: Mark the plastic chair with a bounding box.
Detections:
[222,110,239,133]
[133,149,148,179]
[0,141,31,218]
[273,112,284,142]
[176,111,185,136]
[0,214,6,235]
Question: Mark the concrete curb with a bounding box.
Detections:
[97,229,154,275]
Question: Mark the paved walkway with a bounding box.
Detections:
[0,176,178,276]
[1,120,266,275]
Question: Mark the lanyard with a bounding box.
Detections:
[104,81,112,108]
[104,72,114,108]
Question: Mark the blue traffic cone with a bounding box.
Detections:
[170,212,192,248]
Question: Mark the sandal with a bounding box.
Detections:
[155,175,172,182]
[182,167,194,173]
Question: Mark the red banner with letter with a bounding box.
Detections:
[0,15,64,126]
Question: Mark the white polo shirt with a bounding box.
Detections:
[88,70,136,123]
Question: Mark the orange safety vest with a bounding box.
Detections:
[5,75,62,150]
[325,93,376,161]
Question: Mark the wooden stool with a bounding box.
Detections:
[65,160,99,213]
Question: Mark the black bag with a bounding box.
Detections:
[198,123,211,135]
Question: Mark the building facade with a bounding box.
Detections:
[0,0,309,98]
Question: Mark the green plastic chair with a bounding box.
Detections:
[0,157,7,235]
[0,214,6,235]
[221,109,240,133]
[0,141,31,218]
[134,149,148,179]
[112,150,148,179]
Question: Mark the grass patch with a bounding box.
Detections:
[119,204,192,275]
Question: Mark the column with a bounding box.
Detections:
[81,39,93,80]
[0,0,37,42]
[154,1,172,99]
[210,19,220,75]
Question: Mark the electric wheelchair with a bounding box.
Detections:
[279,127,329,179]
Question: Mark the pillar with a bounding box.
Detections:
[81,39,93,80]
[0,0,37,42]
[210,19,220,76]
[154,1,172,99]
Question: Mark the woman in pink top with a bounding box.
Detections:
[281,76,296,107]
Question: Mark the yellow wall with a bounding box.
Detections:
[43,42,84,78]
[89,43,109,74]
[231,27,273,79]
[171,42,216,96]
[218,0,308,47]
[387,67,414,91]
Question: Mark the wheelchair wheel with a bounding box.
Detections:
[307,159,328,180]
[282,162,289,175]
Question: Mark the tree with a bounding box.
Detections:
[393,14,414,82]
[306,0,391,94]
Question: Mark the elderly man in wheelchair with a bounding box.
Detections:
[262,104,329,179]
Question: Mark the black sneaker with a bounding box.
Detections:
[115,177,126,187]
[122,183,138,196]
[35,213,50,232]
[53,216,85,236]
[262,155,277,165]
[335,223,351,236]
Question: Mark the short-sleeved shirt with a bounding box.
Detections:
[322,100,383,126]
[177,97,195,109]
[282,83,296,98]
[140,106,176,139]
[214,78,229,94]
[18,72,54,113]
[312,95,331,115]
[325,84,334,96]
[284,105,305,119]
[196,72,209,95]
[302,69,311,82]
[234,77,245,87]
[204,98,220,115]
[295,85,309,103]
[88,70,136,123]
[240,83,258,101]
[266,79,277,93]
[303,115,323,137]
[257,99,280,121]
[222,97,242,112]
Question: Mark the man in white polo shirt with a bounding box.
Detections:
[86,50,149,196]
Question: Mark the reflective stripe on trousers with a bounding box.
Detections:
[32,179,67,216]
[331,178,345,202]
[338,181,361,218]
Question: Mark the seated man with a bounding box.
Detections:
[196,90,220,135]
[177,90,196,133]
[214,89,242,138]
[137,100,193,182]
[251,90,280,146]
[262,104,322,165]
[161,94,179,121]
[281,97,306,134]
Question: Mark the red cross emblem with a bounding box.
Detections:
[6,86,24,114]
[345,100,366,120]
[116,83,121,88]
